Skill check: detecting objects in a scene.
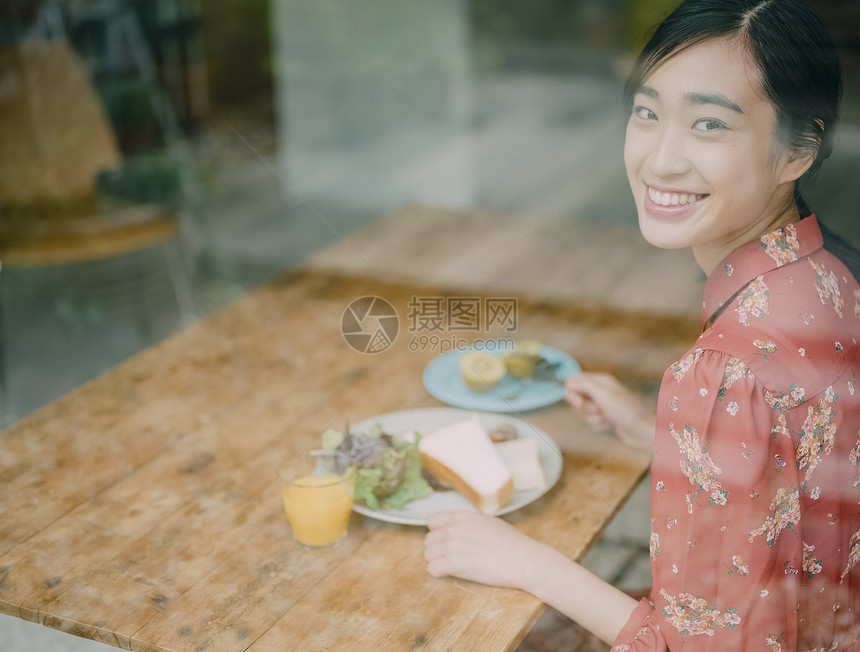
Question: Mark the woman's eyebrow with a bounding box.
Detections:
[634,85,744,115]
[683,91,744,114]
[635,85,659,99]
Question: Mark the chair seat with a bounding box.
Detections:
[0,203,178,266]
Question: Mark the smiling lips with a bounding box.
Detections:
[647,186,708,207]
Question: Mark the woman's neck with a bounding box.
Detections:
[693,193,801,275]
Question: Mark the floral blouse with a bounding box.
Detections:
[613,216,860,651]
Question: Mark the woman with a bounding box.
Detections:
[423,0,860,649]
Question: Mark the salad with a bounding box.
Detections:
[321,423,433,510]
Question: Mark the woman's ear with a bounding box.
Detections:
[780,120,825,184]
[779,148,816,183]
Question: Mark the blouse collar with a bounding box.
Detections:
[701,215,824,327]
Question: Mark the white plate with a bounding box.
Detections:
[350,407,563,526]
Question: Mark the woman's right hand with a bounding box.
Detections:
[565,372,655,453]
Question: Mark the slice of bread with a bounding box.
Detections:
[419,414,514,513]
[494,438,546,491]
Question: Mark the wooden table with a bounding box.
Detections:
[0,204,701,650]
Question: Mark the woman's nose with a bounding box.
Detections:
[648,126,690,178]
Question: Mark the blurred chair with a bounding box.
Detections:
[0,37,196,428]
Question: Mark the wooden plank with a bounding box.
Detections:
[0,273,334,553]
[243,443,647,651]
[303,203,704,320]
[369,577,507,651]
[1,281,403,638]
[127,359,442,650]
[12,391,336,628]
[244,525,435,651]
[0,268,656,651]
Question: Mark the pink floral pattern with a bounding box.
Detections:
[796,392,838,487]
[670,422,728,507]
[802,542,823,578]
[766,633,786,651]
[613,217,860,652]
[735,276,771,326]
[765,384,806,413]
[671,347,703,382]
[650,530,661,559]
[753,339,778,360]
[719,357,752,397]
[749,486,800,548]
[842,529,860,582]
[730,554,749,576]
[771,412,791,439]
[809,258,844,318]
[760,223,800,266]
[849,436,860,488]
[659,589,741,636]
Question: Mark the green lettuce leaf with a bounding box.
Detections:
[321,425,432,510]
[354,467,383,510]
[321,428,344,451]
[383,438,433,509]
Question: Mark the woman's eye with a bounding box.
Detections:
[693,118,726,132]
[633,106,657,121]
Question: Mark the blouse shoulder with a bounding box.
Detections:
[700,250,858,399]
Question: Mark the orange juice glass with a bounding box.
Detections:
[282,451,356,547]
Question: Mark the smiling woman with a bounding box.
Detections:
[624,36,814,272]
[623,0,845,275]
[422,1,860,651]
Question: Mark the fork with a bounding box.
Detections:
[499,373,566,401]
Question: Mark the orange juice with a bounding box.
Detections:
[282,473,355,547]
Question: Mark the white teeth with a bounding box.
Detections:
[648,187,703,207]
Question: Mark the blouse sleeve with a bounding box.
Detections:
[612,348,802,651]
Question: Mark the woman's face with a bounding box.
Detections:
[624,36,809,272]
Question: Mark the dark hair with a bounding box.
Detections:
[624,0,843,199]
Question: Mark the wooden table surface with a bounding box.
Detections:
[0,205,701,651]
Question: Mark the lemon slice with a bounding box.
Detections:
[503,340,543,378]
[460,351,506,393]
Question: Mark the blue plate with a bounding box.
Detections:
[422,344,581,413]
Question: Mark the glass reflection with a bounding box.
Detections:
[0,0,858,426]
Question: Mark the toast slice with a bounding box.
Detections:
[419,414,514,513]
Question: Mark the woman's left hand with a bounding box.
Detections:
[425,510,641,646]
[424,510,548,591]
